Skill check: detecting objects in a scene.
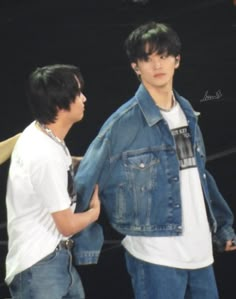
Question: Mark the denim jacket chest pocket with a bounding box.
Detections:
[123,149,160,189]
[112,147,172,228]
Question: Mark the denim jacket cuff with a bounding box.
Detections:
[73,251,101,265]
[212,226,235,252]
[72,222,104,265]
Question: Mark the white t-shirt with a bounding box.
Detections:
[122,101,213,269]
[5,121,75,285]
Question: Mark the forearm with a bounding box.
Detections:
[0,133,21,164]
[52,207,99,237]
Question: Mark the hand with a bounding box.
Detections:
[224,240,236,252]
[88,184,101,221]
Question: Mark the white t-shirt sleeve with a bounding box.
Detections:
[30,155,71,213]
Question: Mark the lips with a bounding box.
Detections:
[154,73,165,77]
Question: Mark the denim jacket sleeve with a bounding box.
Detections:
[196,125,235,251]
[206,170,235,252]
[72,135,110,265]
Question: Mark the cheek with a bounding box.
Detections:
[74,99,82,108]
[78,102,84,112]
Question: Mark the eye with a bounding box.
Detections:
[142,56,149,62]
[160,54,168,59]
[145,56,152,62]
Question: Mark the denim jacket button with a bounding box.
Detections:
[173,177,179,181]
[203,173,206,179]
[139,163,145,168]
[177,226,182,232]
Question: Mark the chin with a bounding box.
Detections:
[78,114,84,121]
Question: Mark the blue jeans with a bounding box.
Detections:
[9,248,85,299]
[125,251,219,299]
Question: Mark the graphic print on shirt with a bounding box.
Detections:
[171,126,196,170]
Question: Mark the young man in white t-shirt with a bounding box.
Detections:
[5,64,100,299]
[73,23,236,299]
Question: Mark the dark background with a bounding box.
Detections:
[0,0,236,298]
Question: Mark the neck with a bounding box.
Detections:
[45,122,70,141]
[142,79,174,110]
[37,119,72,141]
[36,121,71,155]
[148,87,174,110]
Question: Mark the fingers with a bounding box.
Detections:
[88,184,101,221]
[225,240,236,251]
[91,185,99,201]
[93,184,99,195]
[90,184,100,208]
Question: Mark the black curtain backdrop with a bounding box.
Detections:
[0,0,236,298]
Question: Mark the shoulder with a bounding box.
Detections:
[13,122,67,165]
[98,96,139,138]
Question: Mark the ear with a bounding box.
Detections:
[175,55,181,68]
[131,62,140,74]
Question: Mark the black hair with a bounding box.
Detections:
[125,22,181,63]
[27,64,84,124]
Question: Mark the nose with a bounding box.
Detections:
[153,57,161,69]
[153,61,161,69]
[82,93,87,103]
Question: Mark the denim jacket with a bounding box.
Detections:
[72,84,235,265]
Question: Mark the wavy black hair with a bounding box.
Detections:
[27,64,84,124]
[125,22,181,63]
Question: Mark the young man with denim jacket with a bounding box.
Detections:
[73,22,236,298]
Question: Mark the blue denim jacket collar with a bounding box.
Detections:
[135,84,163,127]
[136,84,199,128]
